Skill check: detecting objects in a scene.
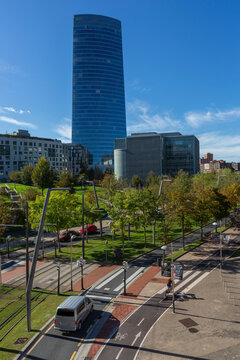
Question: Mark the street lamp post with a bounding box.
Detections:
[70,235,74,291]
[161,245,167,276]
[217,174,226,186]
[6,235,11,259]
[26,187,71,332]
[105,240,108,263]
[212,221,218,234]
[57,264,61,295]
[171,241,175,313]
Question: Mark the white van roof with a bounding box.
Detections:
[57,296,85,310]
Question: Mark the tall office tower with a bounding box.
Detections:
[72,14,127,166]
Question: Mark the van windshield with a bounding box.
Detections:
[57,309,74,317]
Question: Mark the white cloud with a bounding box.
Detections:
[1,106,31,115]
[55,117,71,141]
[0,115,37,129]
[0,59,18,74]
[198,131,240,162]
[185,108,240,128]
[128,79,150,93]
[127,99,182,134]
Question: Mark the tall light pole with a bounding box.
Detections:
[217,174,226,186]
[26,187,70,332]
[70,235,74,291]
[160,245,167,275]
[171,240,175,313]
[155,178,172,245]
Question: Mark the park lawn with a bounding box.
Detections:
[46,221,200,262]
[0,287,80,360]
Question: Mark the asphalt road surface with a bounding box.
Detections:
[18,221,233,360]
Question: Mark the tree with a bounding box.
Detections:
[191,185,212,240]
[167,170,193,249]
[55,170,75,192]
[32,157,54,195]
[131,175,143,189]
[208,188,231,227]
[29,191,79,252]
[0,200,11,236]
[101,174,127,201]
[146,171,159,187]
[8,171,22,184]
[21,165,34,185]
[108,191,129,257]
[22,188,39,202]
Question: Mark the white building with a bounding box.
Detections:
[0,130,88,180]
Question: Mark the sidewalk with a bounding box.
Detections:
[137,268,240,360]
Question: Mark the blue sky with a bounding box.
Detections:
[0,0,240,161]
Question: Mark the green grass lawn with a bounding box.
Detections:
[46,222,200,263]
[0,286,81,360]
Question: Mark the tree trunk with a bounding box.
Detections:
[200,221,203,241]
[86,223,88,243]
[121,228,124,258]
[152,221,156,245]
[181,215,185,249]
[128,223,130,241]
[144,226,146,247]
[57,229,61,252]
[100,219,103,238]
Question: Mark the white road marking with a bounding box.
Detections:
[87,294,112,300]
[104,287,110,290]
[137,318,144,327]
[94,269,123,289]
[131,331,141,346]
[180,271,210,294]
[116,347,124,359]
[113,267,145,292]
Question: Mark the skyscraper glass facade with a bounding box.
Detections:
[72,14,126,166]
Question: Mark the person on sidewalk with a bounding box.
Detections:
[166,277,173,294]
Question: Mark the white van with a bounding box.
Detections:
[54,295,93,332]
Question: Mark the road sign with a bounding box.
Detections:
[78,258,86,266]
[173,264,183,280]
[57,265,61,271]
[222,234,230,244]
[122,261,129,269]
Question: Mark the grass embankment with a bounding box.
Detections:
[0,286,80,360]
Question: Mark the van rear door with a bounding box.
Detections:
[55,308,75,331]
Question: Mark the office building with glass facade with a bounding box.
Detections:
[72,14,126,166]
[114,132,199,182]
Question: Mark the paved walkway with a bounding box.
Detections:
[137,268,240,360]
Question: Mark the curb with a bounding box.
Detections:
[14,315,55,360]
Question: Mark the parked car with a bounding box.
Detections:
[59,230,79,242]
[79,224,97,235]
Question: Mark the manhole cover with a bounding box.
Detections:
[179,318,198,328]
[14,337,28,344]
[189,327,199,333]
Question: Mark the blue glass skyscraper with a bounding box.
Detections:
[72,14,126,166]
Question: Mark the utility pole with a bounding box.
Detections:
[25,202,29,287]
[171,241,175,313]
[82,194,85,258]
[57,264,61,295]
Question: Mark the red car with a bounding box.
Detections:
[79,224,97,235]
[59,230,79,242]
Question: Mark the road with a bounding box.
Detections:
[17,221,234,360]
[96,237,240,360]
